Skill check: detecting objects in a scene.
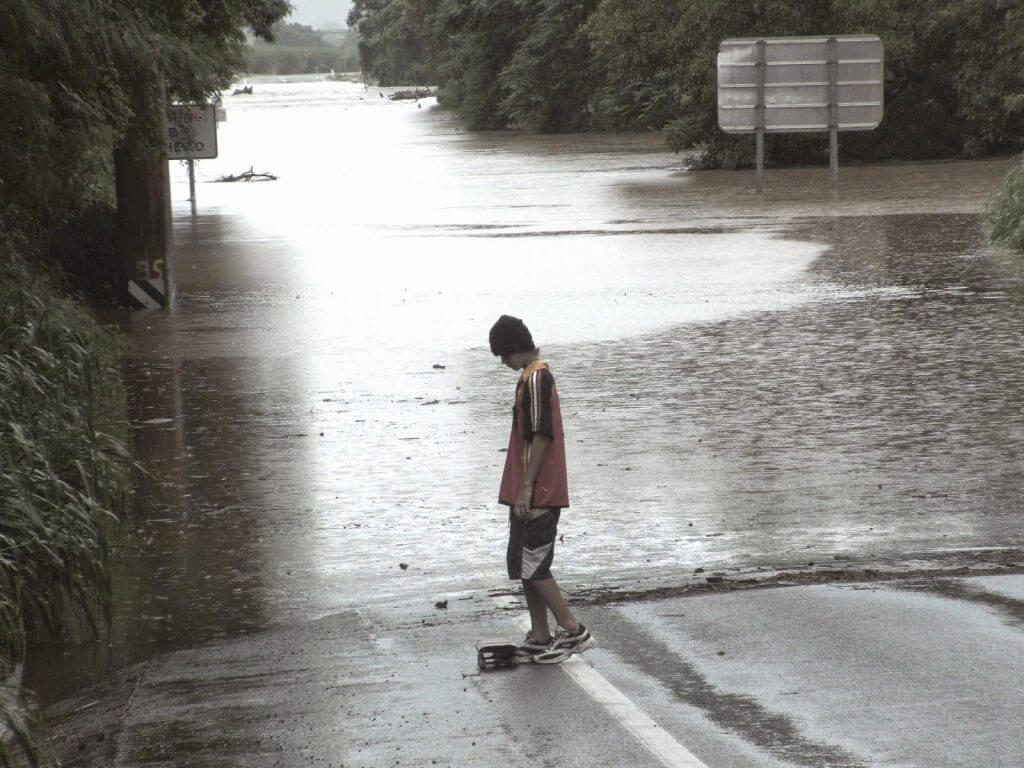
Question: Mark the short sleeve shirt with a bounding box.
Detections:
[499,364,569,509]
[516,368,556,441]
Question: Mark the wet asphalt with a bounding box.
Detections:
[45,574,1024,767]
[28,82,1024,765]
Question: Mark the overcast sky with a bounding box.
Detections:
[286,0,353,28]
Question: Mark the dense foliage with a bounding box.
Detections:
[1,1,290,763]
[428,0,530,127]
[0,241,133,768]
[349,0,437,86]
[348,0,1024,166]
[265,19,326,46]
[0,0,290,242]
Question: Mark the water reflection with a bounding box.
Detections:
[563,213,1024,577]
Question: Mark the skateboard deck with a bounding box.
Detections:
[477,640,520,671]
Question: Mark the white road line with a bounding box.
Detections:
[557,655,709,768]
[511,613,710,768]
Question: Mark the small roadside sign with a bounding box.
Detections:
[166,104,218,160]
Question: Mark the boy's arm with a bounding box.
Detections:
[513,434,552,520]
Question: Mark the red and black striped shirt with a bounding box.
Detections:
[499,362,570,508]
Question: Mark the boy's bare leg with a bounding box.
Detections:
[524,577,579,636]
[523,581,551,640]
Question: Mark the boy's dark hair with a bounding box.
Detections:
[489,315,535,356]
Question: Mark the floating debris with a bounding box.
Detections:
[389,88,433,101]
[214,166,278,182]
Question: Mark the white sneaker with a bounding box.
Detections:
[516,632,551,663]
[534,624,596,664]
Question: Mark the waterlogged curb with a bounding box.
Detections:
[562,548,1024,606]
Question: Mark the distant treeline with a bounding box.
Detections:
[347,0,1024,167]
[245,21,360,74]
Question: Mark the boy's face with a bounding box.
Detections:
[500,351,531,370]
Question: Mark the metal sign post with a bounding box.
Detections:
[755,39,766,193]
[717,35,884,192]
[827,36,840,191]
[187,157,197,214]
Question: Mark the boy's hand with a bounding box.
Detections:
[513,484,532,520]
[515,435,550,520]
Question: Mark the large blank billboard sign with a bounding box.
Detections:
[718,35,883,134]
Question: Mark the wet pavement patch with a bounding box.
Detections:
[591,610,868,768]
[898,577,1024,630]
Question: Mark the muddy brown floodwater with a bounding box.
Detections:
[26,79,1023,703]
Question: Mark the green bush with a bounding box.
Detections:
[0,241,133,767]
[985,156,1024,253]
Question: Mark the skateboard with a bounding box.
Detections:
[476,640,521,671]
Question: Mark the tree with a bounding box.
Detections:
[430,0,528,128]
[262,20,327,46]
[349,0,1023,166]
[587,0,1024,167]
[348,0,438,84]
[109,0,290,304]
[499,0,602,132]
[0,0,134,238]
[0,1,293,762]
[0,0,291,263]
[586,0,688,131]
[0,0,296,594]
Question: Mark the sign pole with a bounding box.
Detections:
[187,158,197,215]
[827,36,840,191]
[755,39,766,193]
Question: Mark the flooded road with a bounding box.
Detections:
[27,80,1023,701]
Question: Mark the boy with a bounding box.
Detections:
[488,314,595,664]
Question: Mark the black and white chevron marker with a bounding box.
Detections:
[128,279,168,309]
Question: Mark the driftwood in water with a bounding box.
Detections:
[214,166,278,183]
[388,88,433,101]
[233,85,253,95]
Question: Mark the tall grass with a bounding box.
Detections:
[0,675,46,768]
[0,240,133,767]
[985,155,1024,253]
